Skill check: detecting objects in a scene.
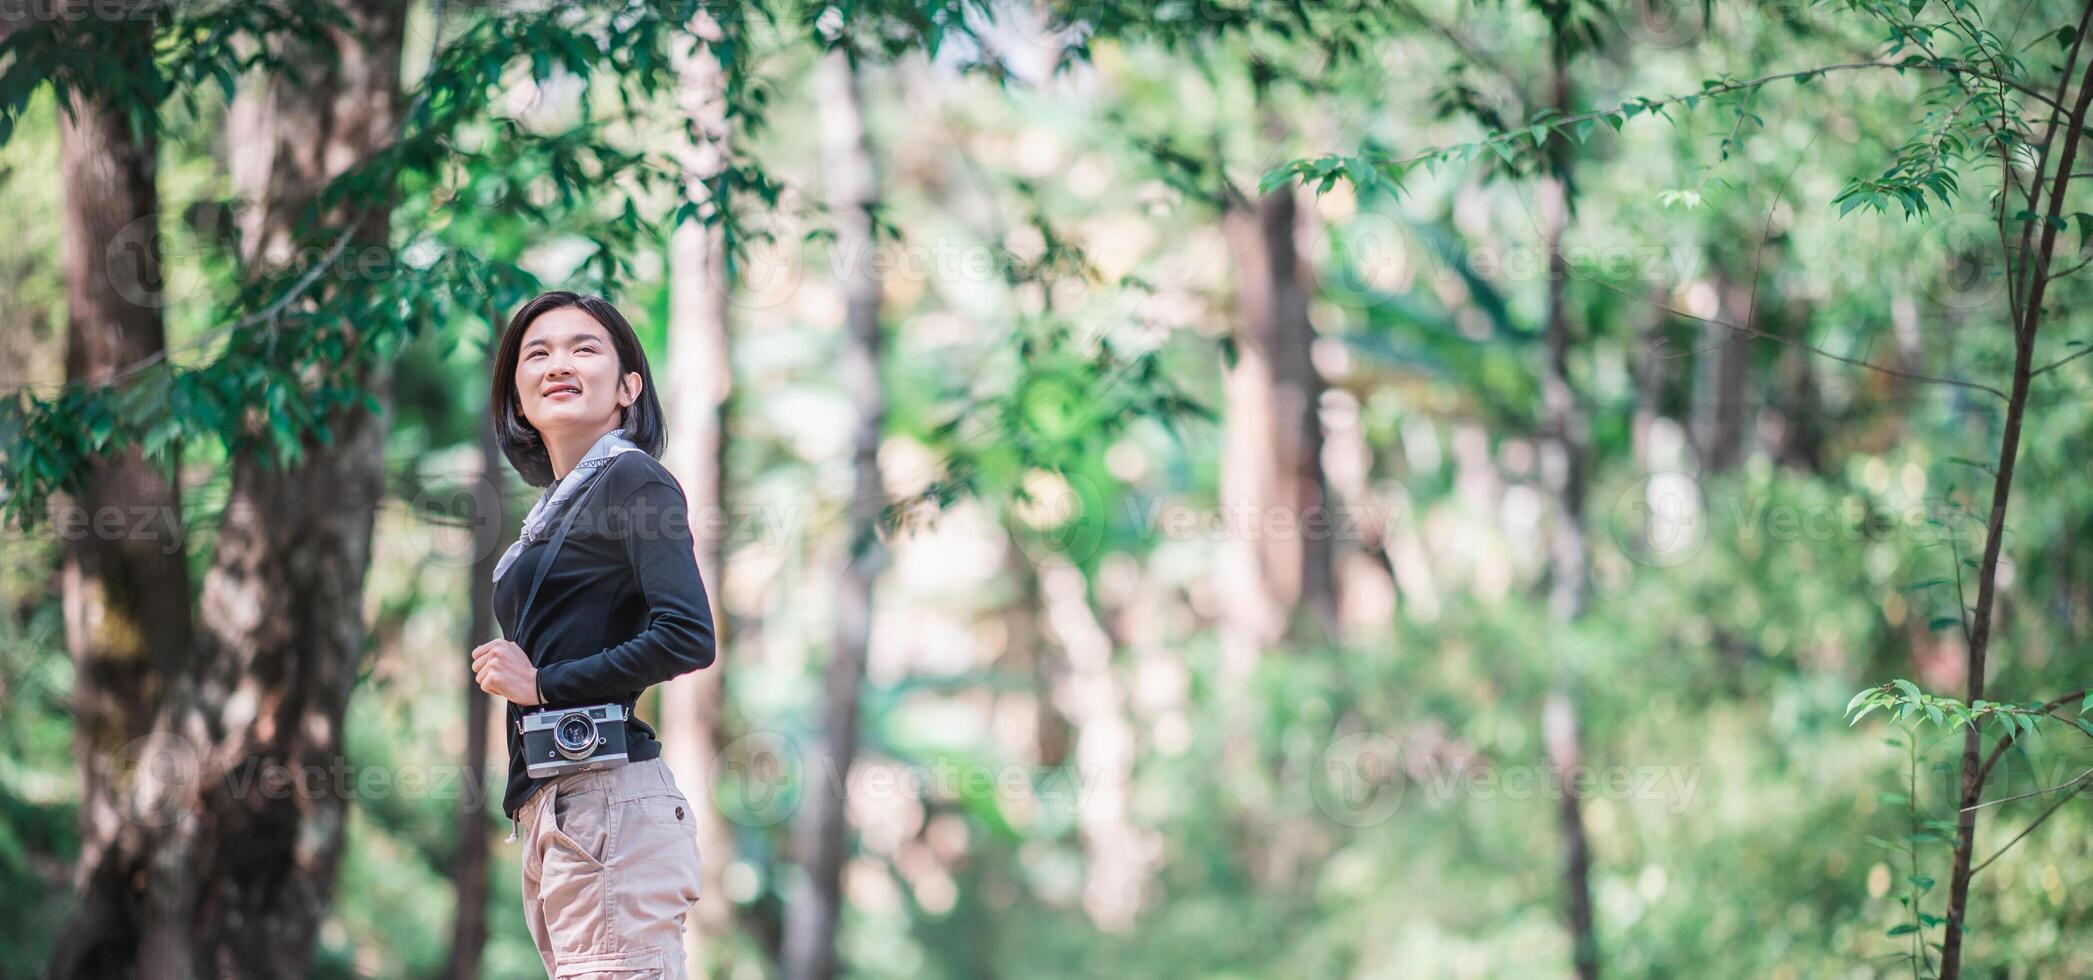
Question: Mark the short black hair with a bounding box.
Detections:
[490,291,666,487]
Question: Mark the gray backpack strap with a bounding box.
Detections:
[514,470,614,660]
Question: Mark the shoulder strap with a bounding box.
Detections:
[513,468,616,658]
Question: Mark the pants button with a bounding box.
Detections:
[675,806,684,820]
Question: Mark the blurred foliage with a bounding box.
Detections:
[3,0,2093,977]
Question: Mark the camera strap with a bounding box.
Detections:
[513,468,616,661]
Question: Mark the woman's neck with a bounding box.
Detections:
[544,419,620,484]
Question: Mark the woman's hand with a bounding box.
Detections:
[472,639,542,706]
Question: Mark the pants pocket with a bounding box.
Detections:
[610,795,704,926]
[550,784,613,870]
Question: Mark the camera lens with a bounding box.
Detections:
[553,710,599,760]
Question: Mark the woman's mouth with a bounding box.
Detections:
[543,384,581,400]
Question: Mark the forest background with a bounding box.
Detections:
[1,0,2090,977]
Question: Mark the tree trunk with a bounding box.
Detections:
[1536,39,1600,980]
[1768,299,1824,473]
[1219,182,1337,657]
[781,45,887,980]
[446,405,511,980]
[1008,556,1072,767]
[47,2,407,975]
[50,9,198,968]
[1939,44,2093,970]
[1692,272,1753,476]
[661,12,740,976]
[1039,564,1153,931]
[1630,299,1669,473]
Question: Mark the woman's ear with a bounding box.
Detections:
[619,371,643,408]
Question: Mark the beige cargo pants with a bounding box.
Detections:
[518,758,704,978]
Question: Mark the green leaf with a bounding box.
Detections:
[1946,456,1996,475]
[1894,679,1923,701]
[1342,156,1373,192]
[1887,924,1920,937]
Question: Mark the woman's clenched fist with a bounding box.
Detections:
[471,639,543,706]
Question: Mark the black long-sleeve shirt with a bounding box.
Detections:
[493,450,717,819]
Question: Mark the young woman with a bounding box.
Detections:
[472,290,717,979]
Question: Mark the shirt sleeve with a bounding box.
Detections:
[534,476,717,705]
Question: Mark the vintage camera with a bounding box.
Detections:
[519,703,631,779]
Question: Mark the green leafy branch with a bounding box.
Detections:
[0,1,704,527]
[1262,57,2049,198]
[1845,678,2093,741]
[1864,730,1955,974]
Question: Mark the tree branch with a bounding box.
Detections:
[1591,276,2008,399]
[1975,685,2092,789]
[2030,343,2093,376]
[1962,766,2093,813]
[3,215,366,395]
[1968,772,2092,875]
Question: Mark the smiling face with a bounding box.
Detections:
[513,307,643,438]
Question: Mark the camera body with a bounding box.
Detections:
[519,703,631,779]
